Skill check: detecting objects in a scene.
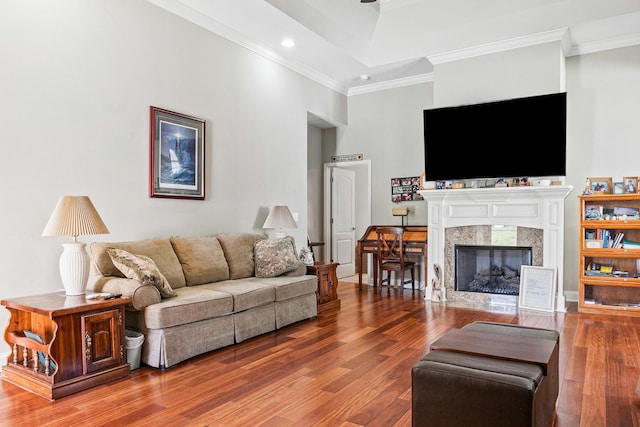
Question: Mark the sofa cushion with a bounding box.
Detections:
[253,275,318,302]
[170,236,230,286]
[254,236,304,278]
[91,239,186,288]
[142,287,234,329]
[106,248,177,298]
[216,232,266,279]
[201,279,276,312]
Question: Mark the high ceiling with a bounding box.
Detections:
[148,0,640,95]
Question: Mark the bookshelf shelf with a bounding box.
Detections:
[579,193,640,316]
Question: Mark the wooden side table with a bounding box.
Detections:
[307,262,340,313]
[1,292,131,400]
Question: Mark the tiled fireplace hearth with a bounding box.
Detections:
[418,185,573,312]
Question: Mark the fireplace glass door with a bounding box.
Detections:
[455,245,533,295]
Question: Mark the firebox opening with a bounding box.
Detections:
[455,245,533,296]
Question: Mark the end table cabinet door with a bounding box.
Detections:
[82,309,124,374]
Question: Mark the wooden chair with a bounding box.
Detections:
[375,226,416,295]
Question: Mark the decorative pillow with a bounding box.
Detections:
[254,236,303,278]
[107,248,177,298]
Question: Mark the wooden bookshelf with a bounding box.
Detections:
[579,193,640,316]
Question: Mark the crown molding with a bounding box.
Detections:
[427,28,571,65]
[348,73,433,96]
[567,33,640,57]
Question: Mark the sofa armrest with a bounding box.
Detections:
[87,275,161,310]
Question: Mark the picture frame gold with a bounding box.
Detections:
[589,177,613,194]
[623,176,638,194]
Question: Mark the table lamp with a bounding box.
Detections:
[42,195,110,295]
[263,205,297,238]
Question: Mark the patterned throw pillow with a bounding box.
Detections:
[107,248,177,298]
[254,236,303,278]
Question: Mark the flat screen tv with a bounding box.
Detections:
[423,92,566,182]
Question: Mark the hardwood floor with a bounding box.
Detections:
[2,280,640,426]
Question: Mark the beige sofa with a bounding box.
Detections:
[87,232,318,369]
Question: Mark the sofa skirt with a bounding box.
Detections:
[142,315,235,369]
[275,293,317,329]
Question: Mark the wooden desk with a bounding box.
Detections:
[356,225,427,289]
[1,292,131,400]
[430,328,557,375]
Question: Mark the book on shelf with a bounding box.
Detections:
[623,240,640,249]
[612,232,625,248]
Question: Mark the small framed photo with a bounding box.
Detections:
[623,176,638,194]
[518,266,557,313]
[589,177,613,194]
[435,180,452,189]
[613,182,624,194]
[150,106,206,200]
[512,177,529,187]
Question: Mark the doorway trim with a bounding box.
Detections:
[323,160,371,276]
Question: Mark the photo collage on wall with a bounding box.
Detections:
[391,176,424,202]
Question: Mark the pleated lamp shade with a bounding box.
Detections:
[42,195,109,240]
[263,205,297,238]
[42,195,109,295]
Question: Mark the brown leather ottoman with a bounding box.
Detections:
[411,322,559,427]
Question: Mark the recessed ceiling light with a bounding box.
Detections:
[281,39,295,48]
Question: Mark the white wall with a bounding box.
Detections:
[337,83,433,227]
[0,0,346,354]
[339,43,640,302]
[434,42,565,106]
[564,44,640,297]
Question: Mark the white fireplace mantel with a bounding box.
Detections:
[418,185,574,311]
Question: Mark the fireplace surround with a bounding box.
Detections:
[418,185,573,312]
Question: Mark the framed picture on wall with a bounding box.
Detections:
[149,106,205,200]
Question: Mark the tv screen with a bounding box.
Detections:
[423,92,566,182]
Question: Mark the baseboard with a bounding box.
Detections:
[0,351,10,371]
[564,291,578,302]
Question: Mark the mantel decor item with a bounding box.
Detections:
[150,106,205,200]
[263,205,297,238]
[42,195,110,295]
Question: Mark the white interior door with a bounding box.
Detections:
[331,167,356,278]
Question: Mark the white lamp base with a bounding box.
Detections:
[59,242,90,296]
[273,232,288,239]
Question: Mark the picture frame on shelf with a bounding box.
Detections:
[623,176,638,194]
[518,266,557,313]
[613,182,624,194]
[512,177,529,187]
[149,106,205,200]
[589,177,613,194]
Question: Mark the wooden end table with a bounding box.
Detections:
[1,292,131,400]
[306,262,340,313]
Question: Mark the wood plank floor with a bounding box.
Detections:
[2,280,640,426]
